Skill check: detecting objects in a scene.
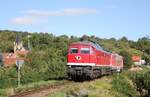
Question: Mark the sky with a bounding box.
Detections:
[0,0,150,40]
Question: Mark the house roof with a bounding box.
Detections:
[132,56,141,62]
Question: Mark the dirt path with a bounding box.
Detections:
[24,85,66,97]
[9,77,111,97]
[9,81,73,97]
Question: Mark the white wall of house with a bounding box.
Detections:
[134,60,146,65]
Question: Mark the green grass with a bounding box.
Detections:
[0,80,63,97]
[0,88,14,97]
[1,71,143,97]
[47,73,140,97]
[48,91,67,97]
[15,80,62,93]
[47,76,116,97]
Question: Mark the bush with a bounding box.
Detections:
[119,50,133,69]
[20,49,67,84]
[111,74,139,97]
[129,69,150,96]
[0,67,17,89]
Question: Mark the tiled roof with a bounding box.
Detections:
[132,56,141,62]
[2,50,29,66]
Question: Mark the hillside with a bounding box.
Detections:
[0,30,149,64]
[0,30,150,97]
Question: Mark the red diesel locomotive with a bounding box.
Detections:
[67,41,123,79]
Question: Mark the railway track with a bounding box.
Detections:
[9,77,107,97]
[9,80,73,97]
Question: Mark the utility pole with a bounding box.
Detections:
[18,65,21,87]
[142,50,145,64]
[28,34,31,51]
[16,60,24,87]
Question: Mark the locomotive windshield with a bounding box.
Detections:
[81,48,90,54]
[70,48,78,54]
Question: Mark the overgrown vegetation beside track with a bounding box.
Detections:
[1,68,150,97]
[47,73,139,97]
[111,73,139,97]
[0,80,64,97]
[129,67,150,96]
[47,69,150,97]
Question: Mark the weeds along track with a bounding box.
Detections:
[9,78,106,97]
[9,80,74,97]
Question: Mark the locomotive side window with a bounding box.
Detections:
[81,48,90,54]
[70,48,78,54]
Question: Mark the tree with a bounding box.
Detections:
[143,54,150,65]
[119,36,128,42]
[80,35,90,41]
[119,50,133,68]
[137,36,150,54]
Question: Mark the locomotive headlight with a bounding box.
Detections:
[68,65,71,68]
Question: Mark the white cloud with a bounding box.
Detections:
[10,16,40,25]
[25,8,98,16]
[10,8,98,25]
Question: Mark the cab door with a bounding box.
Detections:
[67,47,80,63]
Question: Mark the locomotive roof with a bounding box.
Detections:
[71,41,112,54]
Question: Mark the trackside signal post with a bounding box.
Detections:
[16,60,24,87]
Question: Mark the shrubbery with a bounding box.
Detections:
[129,69,150,96]
[0,31,70,88]
[0,67,17,88]
[119,50,133,69]
[21,49,67,84]
[111,74,139,97]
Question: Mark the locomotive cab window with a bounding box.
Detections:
[81,48,90,54]
[70,48,78,54]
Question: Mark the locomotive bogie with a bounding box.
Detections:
[67,65,113,80]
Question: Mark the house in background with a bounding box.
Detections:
[2,36,29,67]
[132,55,146,66]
